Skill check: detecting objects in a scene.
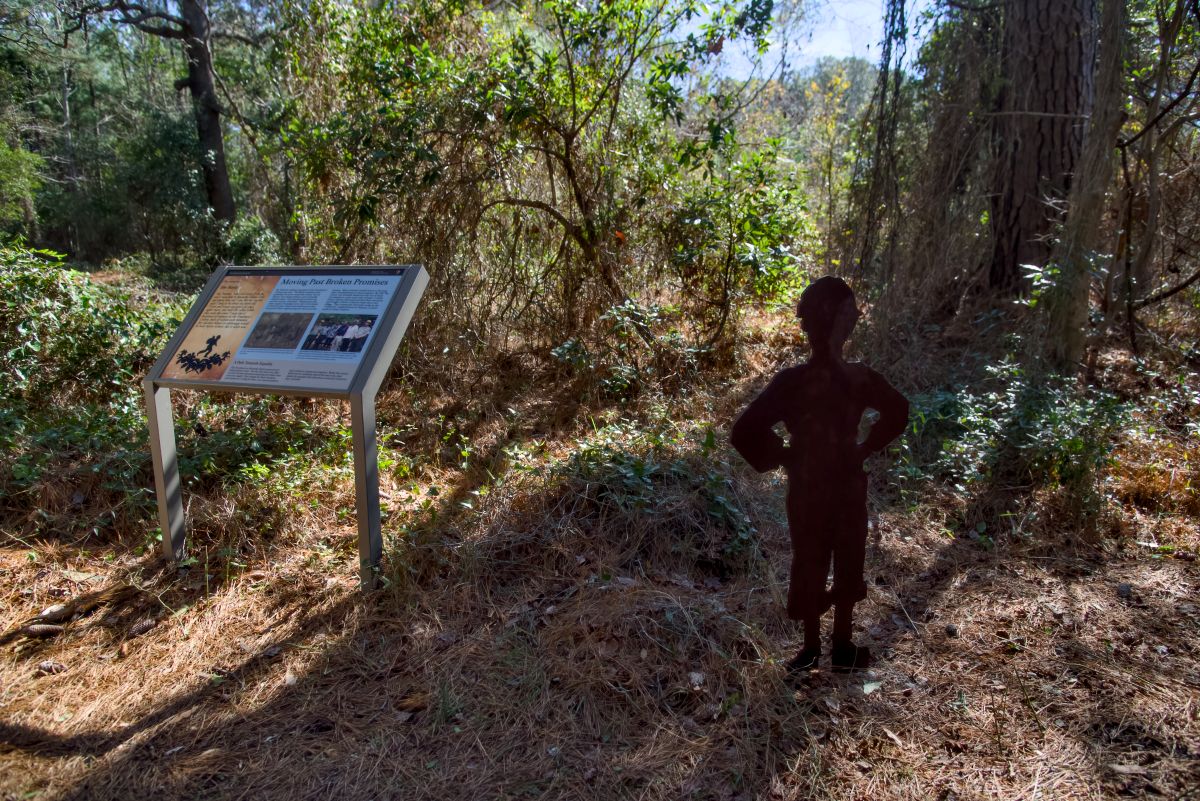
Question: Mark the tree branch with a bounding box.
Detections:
[1134,266,1200,308]
[1119,9,1200,149]
[72,0,185,27]
[124,19,185,38]
[552,9,578,129]
[481,197,583,245]
[946,0,999,11]
[211,29,273,47]
[65,0,185,38]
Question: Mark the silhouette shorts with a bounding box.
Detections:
[784,473,869,620]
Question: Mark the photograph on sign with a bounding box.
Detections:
[301,314,378,353]
[160,269,407,392]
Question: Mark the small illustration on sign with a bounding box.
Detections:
[174,338,232,374]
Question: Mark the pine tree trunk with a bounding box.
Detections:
[988,0,1096,292]
[1044,0,1125,370]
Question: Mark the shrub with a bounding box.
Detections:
[0,241,179,403]
[224,215,282,266]
[895,357,1129,515]
[565,419,758,561]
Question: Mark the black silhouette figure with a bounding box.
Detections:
[730,277,908,673]
[174,346,232,375]
[199,334,221,357]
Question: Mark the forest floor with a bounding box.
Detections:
[1,315,1198,800]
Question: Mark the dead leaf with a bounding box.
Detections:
[61,570,101,584]
[396,693,429,712]
[1109,763,1147,775]
[37,604,71,623]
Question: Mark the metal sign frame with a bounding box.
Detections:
[144,264,429,588]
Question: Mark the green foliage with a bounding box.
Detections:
[550,299,713,400]
[0,242,353,537]
[175,399,347,490]
[283,0,796,353]
[0,125,41,233]
[896,357,1128,511]
[779,57,875,265]
[566,418,757,557]
[0,242,183,529]
[1135,362,1200,440]
[1,390,151,501]
[668,145,814,325]
[0,241,178,403]
[3,1,288,266]
[224,215,282,266]
[36,108,216,263]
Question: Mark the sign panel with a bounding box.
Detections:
[155,267,414,394]
[145,264,428,588]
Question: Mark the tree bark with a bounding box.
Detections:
[177,0,235,224]
[1127,1,1188,295]
[1043,0,1124,370]
[988,0,1096,292]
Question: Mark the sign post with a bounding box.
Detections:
[144,265,428,588]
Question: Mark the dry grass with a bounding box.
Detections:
[2,333,1199,800]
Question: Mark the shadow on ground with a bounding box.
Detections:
[2,464,1197,800]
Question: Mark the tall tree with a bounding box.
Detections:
[1043,0,1126,369]
[988,0,1097,292]
[67,0,236,224]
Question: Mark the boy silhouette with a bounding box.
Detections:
[730,277,908,672]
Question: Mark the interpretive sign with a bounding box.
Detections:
[155,268,418,394]
[144,265,429,587]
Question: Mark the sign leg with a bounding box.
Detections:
[351,395,383,589]
[145,381,186,562]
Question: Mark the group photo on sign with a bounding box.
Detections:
[1,0,1197,799]
[302,315,377,353]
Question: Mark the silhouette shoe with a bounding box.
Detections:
[785,646,821,673]
[830,643,871,673]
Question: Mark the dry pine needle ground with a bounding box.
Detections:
[1,337,1198,801]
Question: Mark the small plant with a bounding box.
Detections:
[223,215,281,266]
[564,418,757,558]
[894,355,1128,518]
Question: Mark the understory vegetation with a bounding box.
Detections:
[1,0,1199,799]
